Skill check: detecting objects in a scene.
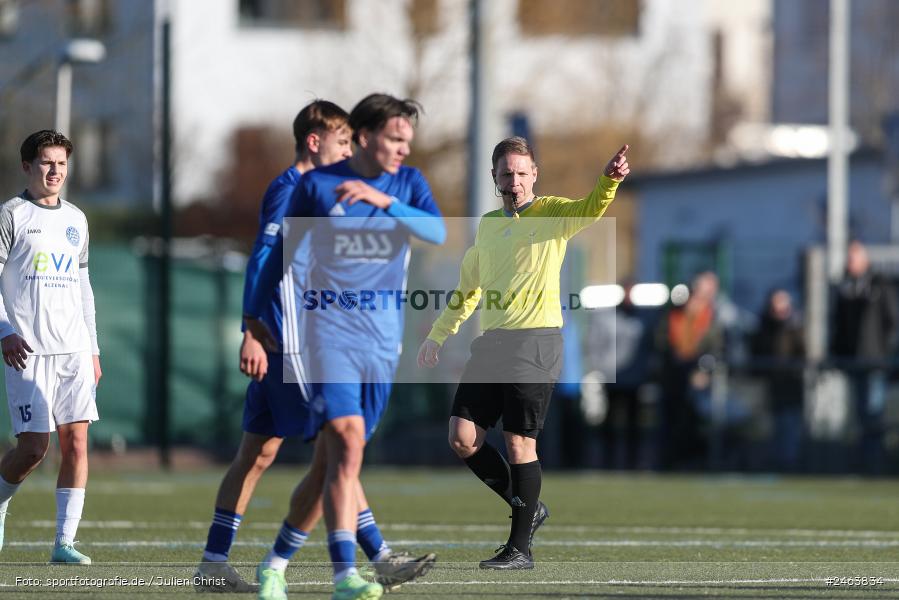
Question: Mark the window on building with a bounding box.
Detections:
[0,0,19,39]
[68,0,112,36]
[409,0,439,37]
[518,0,641,37]
[72,121,109,191]
[238,0,347,29]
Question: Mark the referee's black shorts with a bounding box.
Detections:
[451,327,563,438]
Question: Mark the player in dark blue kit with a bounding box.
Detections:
[245,94,445,600]
[195,101,353,592]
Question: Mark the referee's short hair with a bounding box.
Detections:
[20,130,73,163]
[348,94,422,144]
[293,100,350,156]
[492,136,536,170]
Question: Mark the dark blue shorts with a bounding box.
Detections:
[242,352,309,438]
[304,348,396,442]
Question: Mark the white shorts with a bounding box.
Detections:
[5,352,99,435]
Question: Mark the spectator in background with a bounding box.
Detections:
[655,271,723,470]
[831,241,898,474]
[751,289,805,472]
[586,282,655,470]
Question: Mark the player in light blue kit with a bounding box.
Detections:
[196,101,353,592]
[245,93,445,600]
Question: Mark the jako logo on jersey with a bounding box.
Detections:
[333,233,392,258]
[33,252,73,273]
[66,226,80,246]
[26,228,41,234]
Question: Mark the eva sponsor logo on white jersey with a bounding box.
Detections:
[32,251,75,273]
[26,250,78,288]
[25,226,82,286]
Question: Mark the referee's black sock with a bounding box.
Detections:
[463,444,514,506]
[508,460,542,553]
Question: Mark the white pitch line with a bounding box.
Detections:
[383,523,899,539]
[15,521,899,539]
[356,578,899,586]
[7,539,899,548]
[2,578,897,588]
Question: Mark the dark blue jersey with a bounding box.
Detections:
[241,165,304,353]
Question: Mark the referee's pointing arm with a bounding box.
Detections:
[604,144,630,181]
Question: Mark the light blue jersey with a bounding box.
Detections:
[248,159,445,363]
[246,159,445,439]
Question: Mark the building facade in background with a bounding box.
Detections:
[772,0,899,145]
[0,0,157,205]
[0,0,773,214]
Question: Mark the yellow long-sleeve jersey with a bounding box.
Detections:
[427,175,620,345]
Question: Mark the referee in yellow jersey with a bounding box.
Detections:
[418,137,629,569]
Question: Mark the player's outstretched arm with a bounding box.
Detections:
[384,201,446,244]
[550,144,631,238]
[335,179,446,244]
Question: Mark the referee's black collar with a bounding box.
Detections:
[503,197,536,217]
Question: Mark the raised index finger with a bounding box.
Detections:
[615,144,629,159]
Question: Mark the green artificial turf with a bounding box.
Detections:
[0,467,898,598]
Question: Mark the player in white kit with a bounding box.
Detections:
[0,130,101,564]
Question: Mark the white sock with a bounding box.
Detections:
[202,551,228,562]
[334,566,358,584]
[55,488,85,546]
[268,553,290,572]
[260,549,289,572]
[0,476,19,513]
[373,549,391,563]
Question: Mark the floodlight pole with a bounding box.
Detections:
[54,38,107,136]
[468,0,500,224]
[54,38,105,199]
[157,16,173,469]
[827,0,850,283]
[54,62,72,136]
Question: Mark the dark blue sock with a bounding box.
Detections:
[203,508,242,561]
[356,509,389,560]
[327,529,357,580]
[272,520,308,559]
